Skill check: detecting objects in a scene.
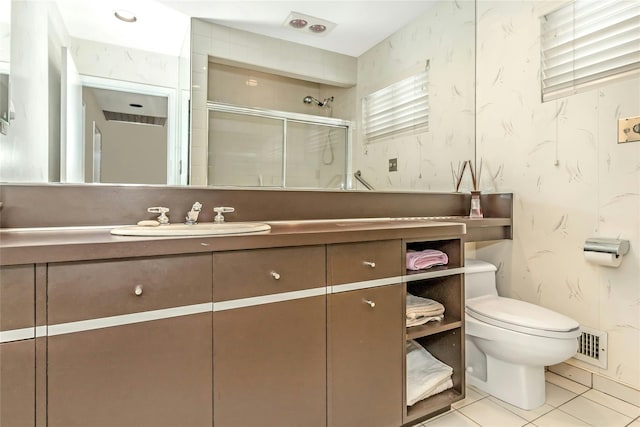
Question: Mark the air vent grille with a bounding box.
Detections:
[103,110,166,126]
[574,326,607,369]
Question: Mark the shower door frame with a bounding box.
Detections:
[206,102,353,189]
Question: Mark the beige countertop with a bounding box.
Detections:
[0,217,491,266]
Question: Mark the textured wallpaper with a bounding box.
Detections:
[355,0,476,192]
[475,0,640,390]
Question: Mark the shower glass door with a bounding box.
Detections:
[285,121,347,189]
[206,103,350,189]
[208,111,283,187]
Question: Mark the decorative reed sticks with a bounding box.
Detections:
[451,159,482,192]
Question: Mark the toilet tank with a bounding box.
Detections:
[464,259,498,299]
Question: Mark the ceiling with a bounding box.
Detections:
[55,0,438,57]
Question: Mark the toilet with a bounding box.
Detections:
[464,259,580,410]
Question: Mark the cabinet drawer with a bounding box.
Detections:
[328,240,402,286]
[48,254,212,324]
[0,265,35,331]
[213,246,325,302]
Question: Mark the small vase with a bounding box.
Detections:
[469,191,483,218]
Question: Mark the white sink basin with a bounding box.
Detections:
[110,222,271,237]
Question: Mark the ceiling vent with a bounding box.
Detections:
[283,11,336,36]
[102,110,166,126]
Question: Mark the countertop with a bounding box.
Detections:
[0,217,507,266]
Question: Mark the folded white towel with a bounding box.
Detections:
[406,294,445,317]
[406,294,445,327]
[406,340,454,406]
[406,315,444,328]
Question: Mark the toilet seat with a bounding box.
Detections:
[466,295,580,339]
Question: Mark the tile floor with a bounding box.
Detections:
[419,372,640,427]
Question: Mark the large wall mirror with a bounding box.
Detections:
[0,0,475,192]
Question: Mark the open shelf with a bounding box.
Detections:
[406,318,461,340]
[404,265,465,282]
[403,235,465,425]
[405,388,463,424]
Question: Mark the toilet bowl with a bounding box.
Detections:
[464,259,580,410]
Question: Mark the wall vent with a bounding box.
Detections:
[574,326,607,369]
[102,111,166,126]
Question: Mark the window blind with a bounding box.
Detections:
[363,69,429,141]
[541,0,640,102]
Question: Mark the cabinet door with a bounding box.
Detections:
[47,254,213,427]
[0,265,36,427]
[48,315,212,427]
[0,340,35,427]
[213,296,326,427]
[328,284,404,427]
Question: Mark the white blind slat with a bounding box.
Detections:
[363,69,429,141]
[541,0,640,101]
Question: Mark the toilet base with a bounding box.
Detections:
[467,355,546,410]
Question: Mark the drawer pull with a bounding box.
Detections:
[134,285,143,296]
[270,271,281,280]
[363,261,376,268]
[363,299,376,308]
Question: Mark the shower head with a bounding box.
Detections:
[303,95,318,105]
[303,95,334,107]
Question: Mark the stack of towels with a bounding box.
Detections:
[406,249,449,271]
[406,340,454,406]
[406,294,445,327]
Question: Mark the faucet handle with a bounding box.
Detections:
[148,207,170,224]
[185,202,203,224]
[213,207,235,223]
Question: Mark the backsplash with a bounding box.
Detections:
[475,0,640,390]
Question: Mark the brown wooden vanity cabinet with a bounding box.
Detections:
[0,265,36,427]
[212,246,327,427]
[327,240,405,427]
[403,238,465,424]
[0,228,468,427]
[46,254,213,427]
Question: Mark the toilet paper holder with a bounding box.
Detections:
[584,238,630,257]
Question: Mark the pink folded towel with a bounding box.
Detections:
[406,249,449,271]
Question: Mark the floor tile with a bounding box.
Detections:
[529,409,591,426]
[488,396,555,421]
[452,386,486,409]
[582,389,640,419]
[457,398,529,427]
[545,382,579,407]
[559,395,633,427]
[545,371,590,395]
[421,410,481,427]
[627,419,640,426]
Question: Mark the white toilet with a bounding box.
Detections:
[464,259,580,410]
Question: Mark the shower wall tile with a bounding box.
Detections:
[476,0,640,390]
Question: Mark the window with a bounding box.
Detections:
[363,68,429,141]
[540,0,640,102]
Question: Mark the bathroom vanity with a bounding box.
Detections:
[0,185,513,427]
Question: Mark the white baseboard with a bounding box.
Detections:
[549,362,640,407]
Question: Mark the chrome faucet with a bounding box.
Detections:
[185,202,203,225]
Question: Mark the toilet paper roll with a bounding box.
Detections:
[584,251,622,267]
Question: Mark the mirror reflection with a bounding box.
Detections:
[1,0,476,192]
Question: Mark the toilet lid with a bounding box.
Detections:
[466,295,580,337]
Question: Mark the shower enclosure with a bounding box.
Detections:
[206,102,351,189]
